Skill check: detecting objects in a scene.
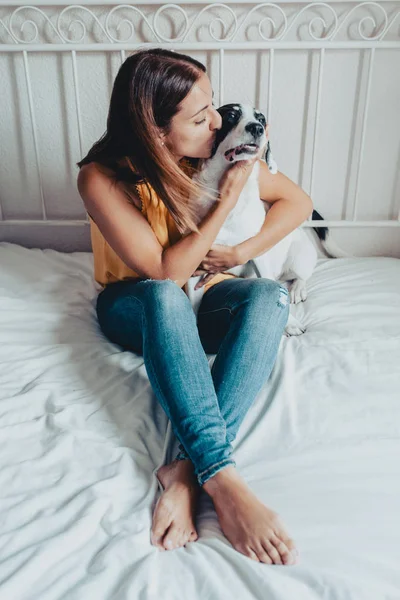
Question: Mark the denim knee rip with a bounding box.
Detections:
[277,286,289,309]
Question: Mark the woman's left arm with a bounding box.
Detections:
[192,161,313,287]
[235,160,313,264]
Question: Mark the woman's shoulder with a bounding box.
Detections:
[77,161,116,202]
[79,159,143,181]
[78,160,116,184]
[77,161,143,212]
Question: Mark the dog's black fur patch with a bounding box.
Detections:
[211,104,243,157]
[310,209,328,241]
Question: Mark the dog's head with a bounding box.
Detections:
[209,103,277,174]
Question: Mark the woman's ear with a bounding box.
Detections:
[157,127,167,147]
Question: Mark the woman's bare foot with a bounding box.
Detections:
[203,466,299,565]
[151,459,200,551]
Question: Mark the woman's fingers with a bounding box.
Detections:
[194,272,216,289]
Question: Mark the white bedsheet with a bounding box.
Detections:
[0,241,399,600]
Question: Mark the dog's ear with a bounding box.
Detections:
[260,140,268,162]
[264,140,278,175]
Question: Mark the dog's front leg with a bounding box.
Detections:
[251,255,306,336]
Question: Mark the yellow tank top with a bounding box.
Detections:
[87,158,238,296]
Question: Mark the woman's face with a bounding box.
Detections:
[163,72,222,162]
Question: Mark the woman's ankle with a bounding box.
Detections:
[202,465,242,498]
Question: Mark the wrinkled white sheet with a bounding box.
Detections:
[0,241,399,600]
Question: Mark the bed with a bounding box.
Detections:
[1,1,400,598]
[0,240,399,599]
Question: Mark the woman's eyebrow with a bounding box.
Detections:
[189,91,215,119]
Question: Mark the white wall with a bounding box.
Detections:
[0,1,399,257]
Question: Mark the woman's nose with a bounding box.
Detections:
[212,110,222,130]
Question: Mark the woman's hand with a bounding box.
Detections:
[192,244,243,289]
[218,154,260,210]
[217,131,268,210]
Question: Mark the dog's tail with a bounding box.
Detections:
[311,210,353,258]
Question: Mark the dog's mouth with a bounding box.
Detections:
[224,143,259,158]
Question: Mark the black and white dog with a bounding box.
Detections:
[184,103,348,336]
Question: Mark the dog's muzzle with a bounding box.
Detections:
[224,143,259,162]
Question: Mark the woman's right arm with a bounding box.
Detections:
[77,157,258,289]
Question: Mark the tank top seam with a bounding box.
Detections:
[133,182,144,214]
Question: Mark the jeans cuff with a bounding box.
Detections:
[197,458,236,487]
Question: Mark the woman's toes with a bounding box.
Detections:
[237,545,260,562]
[253,546,272,564]
[151,529,167,549]
[184,531,198,547]
[262,540,283,565]
[175,533,188,548]
[178,529,197,548]
[151,503,172,549]
[163,527,199,550]
[281,535,298,563]
[163,538,175,550]
[151,519,171,549]
[163,524,183,550]
[246,548,261,562]
[271,534,296,565]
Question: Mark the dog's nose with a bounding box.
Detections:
[245,122,264,138]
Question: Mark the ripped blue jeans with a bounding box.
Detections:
[95,277,289,487]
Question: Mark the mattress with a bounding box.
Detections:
[0,241,399,600]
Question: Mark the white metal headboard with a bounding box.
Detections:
[0,1,399,255]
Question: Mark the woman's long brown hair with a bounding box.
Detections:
[77,47,217,235]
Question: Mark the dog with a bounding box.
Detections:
[184,103,349,336]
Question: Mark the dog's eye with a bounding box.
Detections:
[227,112,236,121]
[258,115,266,126]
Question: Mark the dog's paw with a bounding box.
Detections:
[284,324,306,337]
[284,313,306,336]
[289,279,307,304]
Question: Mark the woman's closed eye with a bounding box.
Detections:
[195,103,216,125]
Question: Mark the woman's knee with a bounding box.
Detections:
[243,278,290,316]
[138,278,192,314]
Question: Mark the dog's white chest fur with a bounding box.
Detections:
[202,164,263,235]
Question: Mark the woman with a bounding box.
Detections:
[77,48,312,565]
